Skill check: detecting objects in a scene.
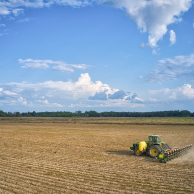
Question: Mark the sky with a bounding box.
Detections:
[0,0,194,113]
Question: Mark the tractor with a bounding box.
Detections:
[130,135,192,162]
[130,135,170,158]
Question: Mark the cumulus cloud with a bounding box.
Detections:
[149,84,194,101]
[100,0,192,47]
[108,90,126,99]
[132,97,144,103]
[0,0,191,49]
[88,91,108,100]
[141,53,194,82]
[131,93,137,100]
[0,73,145,109]
[169,30,176,45]
[43,73,116,98]
[88,89,144,104]
[19,59,89,72]
[0,73,116,100]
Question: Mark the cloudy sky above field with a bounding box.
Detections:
[0,0,194,112]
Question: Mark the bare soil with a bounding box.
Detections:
[0,121,193,193]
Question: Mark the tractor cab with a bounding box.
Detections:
[149,135,161,144]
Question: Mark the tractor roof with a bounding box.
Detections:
[149,135,161,137]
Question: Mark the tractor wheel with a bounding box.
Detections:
[164,143,171,149]
[149,145,161,158]
[134,147,142,156]
[158,145,163,152]
[162,143,171,150]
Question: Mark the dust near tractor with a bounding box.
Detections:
[130,135,192,163]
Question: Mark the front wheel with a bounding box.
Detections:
[134,146,142,156]
[149,145,161,158]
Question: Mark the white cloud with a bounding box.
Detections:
[0,6,10,15]
[169,30,176,45]
[54,0,89,7]
[18,97,27,105]
[0,88,18,98]
[34,100,64,107]
[0,0,90,19]
[0,0,191,49]
[133,97,144,102]
[100,0,192,47]
[180,84,194,98]
[35,99,63,107]
[52,102,63,107]
[19,59,89,72]
[4,91,17,96]
[149,84,194,101]
[0,24,5,27]
[12,8,23,16]
[0,73,145,109]
[141,53,194,82]
[43,73,115,98]
[68,100,145,108]
[21,62,49,69]
[149,98,158,102]
[193,23,194,28]
[17,17,32,23]
[0,73,116,100]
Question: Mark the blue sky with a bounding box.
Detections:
[0,0,194,113]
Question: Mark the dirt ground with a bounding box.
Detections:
[0,122,194,193]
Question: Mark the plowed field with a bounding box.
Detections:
[0,120,194,193]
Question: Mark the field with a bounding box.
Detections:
[0,117,194,193]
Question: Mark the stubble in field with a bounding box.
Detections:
[0,121,193,193]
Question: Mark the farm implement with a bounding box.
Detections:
[130,135,192,163]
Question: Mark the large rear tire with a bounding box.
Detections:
[134,146,143,156]
[162,143,171,150]
[164,143,171,149]
[149,145,162,158]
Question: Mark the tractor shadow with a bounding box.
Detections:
[106,150,158,163]
[106,150,134,156]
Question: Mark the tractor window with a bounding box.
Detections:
[149,136,153,141]
[157,137,161,143]
[153,137,157,142]
[150,136,161,143]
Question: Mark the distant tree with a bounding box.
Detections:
[7,112,13,117]
[15,112,21,117]
[0,110,5,117]
[180,110,190,117]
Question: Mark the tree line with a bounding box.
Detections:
[0,110,193,117]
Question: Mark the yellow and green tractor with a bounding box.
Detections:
[130,135,192,163]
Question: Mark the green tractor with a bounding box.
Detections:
[130,135,171,158]
[130,135,192,162]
